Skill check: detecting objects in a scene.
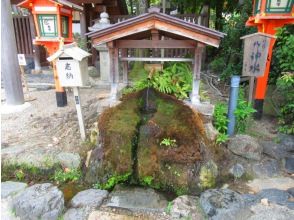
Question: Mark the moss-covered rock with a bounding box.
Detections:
[85,93,141,184]
[86,89,214,193]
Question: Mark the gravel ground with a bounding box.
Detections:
[1,86,110,158]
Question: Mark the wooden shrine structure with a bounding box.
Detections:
[87,8,225,104]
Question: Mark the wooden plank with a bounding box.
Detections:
[154,20,220,48]
[113,47,119,83]
[121,48,128,84]
[17,17,25,53]
[116,40,197,48]
[21,17,29,54]
[25,17,33,55]
[13,17,21,53]
[120,57,194,62]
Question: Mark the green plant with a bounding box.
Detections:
[15,169,25,181]
[216,133,229,144]
[93,172,131,190]
[165,201,173,214]
[124,62,192,99]
[141,176,154,186]
[276,72,294,134]
[160,138,177,147]
[234,89,256,133]
[53,168,81,183]
[213,103,229,144]
[270,26,294,84]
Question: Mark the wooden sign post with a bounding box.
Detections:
[17,54,29,93]
[47,43,91,141]
[241,33,276,104]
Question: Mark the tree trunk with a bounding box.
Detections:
[215,0,224,31]
[1,0,24,105]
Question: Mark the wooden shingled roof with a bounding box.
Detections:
[87,10,226,48]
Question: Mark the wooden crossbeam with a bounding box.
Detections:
[116,40,197,49]
[120,57,194,62]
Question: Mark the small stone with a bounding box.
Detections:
[105,186,168,212]
[229,163,245,179]
[1,181,27,199]
[170,195,205,219]
[88,66,99,78]
[261,198,269,206]
[228,135,262,160]
[285,157,294,174]
[13,183,64,220]
[200,189,245,217]
[204,123,218,142]
[251,158,281,178]
[56,152,81,169]
[249,203,294,220]
[70,189,109,209]
[257,189,291,206]
[247,177,294,193]
[63,207,92,220]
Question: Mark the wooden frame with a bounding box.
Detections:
[116,40,197,49]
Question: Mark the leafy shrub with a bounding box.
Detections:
[123,62,192,99]
[93,172,131,190]
[160,138,177,147]
[140,176,154,186]
[53,168,81,183]
[213,89,256,141]
[270,25,294,84]
[213,103,229,144]
[276,73,294,134]
[234,90,256,133]
[207,0,256,80]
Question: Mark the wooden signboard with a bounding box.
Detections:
[241,33,276,103]
[241,33,275,77]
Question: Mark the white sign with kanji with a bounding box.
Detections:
[56,59,84,87]
[17,54,26,66]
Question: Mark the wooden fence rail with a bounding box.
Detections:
[13,15,34,56]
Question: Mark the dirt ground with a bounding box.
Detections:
[1,87,109,158]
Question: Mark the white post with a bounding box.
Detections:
[73,87,86,140]
[191,45,204,105]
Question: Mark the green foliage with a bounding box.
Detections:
[216,133,229,144]
[213,89,256,139]
[125,62,192,99]
[160,138,177,147]
[15,169,25,181]
[140,176,154,186]
[208,0,255,80]
[1,163,51,182]
[93,172,131,190]
[270,25,294,84]
[53,168,81,183]
[276,73,294,134]
[165,201,173,214]
[73,33,89,51]
[234,90,256,133]
[213,103,229,144]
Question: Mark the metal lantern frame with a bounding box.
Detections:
[254,0,293,15]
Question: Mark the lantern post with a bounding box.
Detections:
[17,0,83,107]
[246,0,293,119]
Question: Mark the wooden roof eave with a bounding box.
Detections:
[87,12,226,48]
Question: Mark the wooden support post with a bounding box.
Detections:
[108,43,119,99]
[80,7,87,37]
[121,48,128,85]
[191,45,204,105]
[248,76,255,104]
[1,0,24,105]
[151,29,160,58]
[73,87,86,140]
[29,15,42,74]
